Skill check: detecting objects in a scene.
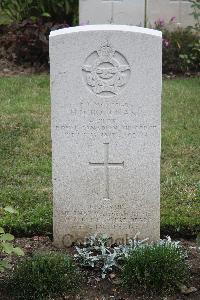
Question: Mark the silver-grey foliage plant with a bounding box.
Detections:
[74,233,182,278]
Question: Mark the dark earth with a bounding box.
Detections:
[0,236,199,300]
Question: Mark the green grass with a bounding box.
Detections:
[0,76,199,237]
[161,78,200,236]
[0,76,52,234]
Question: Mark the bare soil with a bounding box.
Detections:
[0,236,199,300]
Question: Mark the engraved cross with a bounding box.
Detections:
[89,143,124,199]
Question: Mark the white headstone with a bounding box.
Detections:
[79,0,145,26]
[50,25,162,247]
[148,0,194,28]
[79,0,194,28]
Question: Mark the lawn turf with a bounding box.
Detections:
[0,75,199,237]
[161,77,200,237]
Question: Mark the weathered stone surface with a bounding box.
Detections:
[50,25,162,247]
[79,0,194,28]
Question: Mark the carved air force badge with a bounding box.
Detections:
[82,41,131,97]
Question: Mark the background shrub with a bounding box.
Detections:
[121,243,189,295]
[7,252,81,299]
[153,16,200,74]
[162,28,200,74]
[0,0,78,24]
[0,19,68,67]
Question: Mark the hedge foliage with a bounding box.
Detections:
[0,0,78,23]
[0,19,66,66]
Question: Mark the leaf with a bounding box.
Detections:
[41,12,51,17]
[30,16,37,22]
[4,206,17,214]
[13,247,24,256]
[0,227,5,234]
[2,242,14,254]
[0,233,14,241]
[90,262,94,268]
[177,41,181,49]
[0,260,12,269]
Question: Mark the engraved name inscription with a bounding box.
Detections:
[54,100,158,139]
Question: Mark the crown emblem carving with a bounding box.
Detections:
[97,41,115,61]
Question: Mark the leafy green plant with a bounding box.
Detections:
[179,39,200,72]
[74,234,184,280]
[164,28,199,73]
[0,0,33,22]
[177,0,200,72]
[7,252,81,299]
[0,206,24,272]
[154,20,200,74]
[0,0,78,24]
[74,233,149,278]
[152,15,200,74]
[121,241,189,294]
